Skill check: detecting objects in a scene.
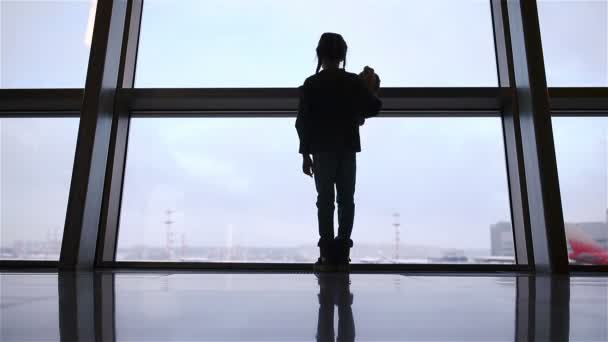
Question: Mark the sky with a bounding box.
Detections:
[0,0,607,259]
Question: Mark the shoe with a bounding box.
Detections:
[333,238,353,272]
[314,239,336,272]
[313,257,336,272]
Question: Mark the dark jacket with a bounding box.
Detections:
[295,69,382,154]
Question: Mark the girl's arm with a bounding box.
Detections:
[295,82,312,155]
[356,71,382,120]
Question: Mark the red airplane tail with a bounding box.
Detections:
[565,224,608,263]
[568,238,606,257]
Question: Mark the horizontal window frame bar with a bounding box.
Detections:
[131,109,501,118]
[0,89,84,113]
[2,88,608,115]
[569,265,608,273]
[101,261,526,273]
[0,111,80,118]
[124,87,506,112]
[0,260,59,269]
[549,88,608,112]
[551,110,608,117]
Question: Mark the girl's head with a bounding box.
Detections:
[316,32,347,73]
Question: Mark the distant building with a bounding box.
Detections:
[490,222,515,256]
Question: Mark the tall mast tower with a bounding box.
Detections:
[393,213,401,261]
[181,233,186,260]
[165,210,175,261]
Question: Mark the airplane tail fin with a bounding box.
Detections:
[565,224,607,257]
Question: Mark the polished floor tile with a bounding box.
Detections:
[1,272,606,341]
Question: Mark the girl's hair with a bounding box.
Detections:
[316,32,348,74]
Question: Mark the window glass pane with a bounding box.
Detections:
[0,118,79,260]
[538,0,608,86]
[135,0,498,87]
[553,116,608,265]
[117,117,513,264]
[0,0,95,88]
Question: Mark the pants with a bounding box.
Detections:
[313,152,356,245]
[316,273,356,342]
[316,301,355,342]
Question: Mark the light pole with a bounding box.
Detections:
[393,213,401,261]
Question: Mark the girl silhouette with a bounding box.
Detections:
[296,32,382,271]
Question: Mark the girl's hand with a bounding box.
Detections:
[359,66,380,93]
[302,154,314,177]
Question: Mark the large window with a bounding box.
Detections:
[0,0,95,88]
[117,117,513,264]
[553,116,608,265]
[0,118,79,261]
[538,0,608,86]
[135,0,498,87]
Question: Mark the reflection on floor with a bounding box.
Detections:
[0,272,606,341]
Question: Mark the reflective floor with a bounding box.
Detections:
[0,272,606,342]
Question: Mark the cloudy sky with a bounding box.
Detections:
[0,0,607,258]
